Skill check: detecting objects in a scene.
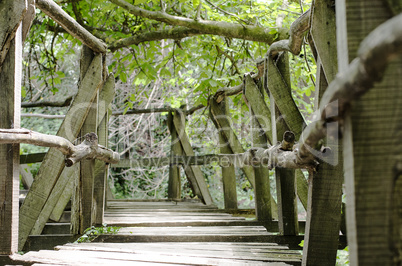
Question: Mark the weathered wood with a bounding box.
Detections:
[34,0,107,53]
[172,110,213,205]
[0,129,118,166]
[20,152,46,164]
[209,98,255,187]
[18,52,103,249]
[298,12,402,161]
[21,95,74,108]
[209,98,278,217]
[310,0,337,83]
[167,112,182,200]
[50,74,115,225]
[243,71,307,212]
[21,0,35,43]
[0,22,22,255]
[338,1,402,265]
[243,75,273,142]
[295,170,308,211]
[79,46,99,233]
[218,99,237,209]
[302,4,343,262]
[247,79,272,222]
[0,0,26,70]
[93,74,116,226]
[49,173,74,222]
[20,165,33,189]
[269,54,298,236]
[266,56,305,139]
[30,165,78,235]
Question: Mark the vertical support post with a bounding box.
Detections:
[252,113,272,221]
[269,54,298,235]
[167,112,182,201]
[219,99,237,209]
[93,73,115,225]
[70,45,99,234]
[302,1,343,263]
[336,0,402,265]
[0,24,22,255]
[79,46,98,233]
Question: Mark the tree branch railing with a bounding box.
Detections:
[0,129,119,166]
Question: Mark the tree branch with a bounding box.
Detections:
[21,94,74,108]
[110,0,287,45]
[109,27,202,51]
[0,129,120,166]
[35,0,107,53]
[267,9,311,56]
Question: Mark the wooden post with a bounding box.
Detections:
[243,76,271,221]
[78,46,98,233]
[172,110,214,205]
[302,1,343,264]
[50,74,115,224]
[209,98,278,218]
[93,74,115,225]
[268,54,298,236]
[252,113,272,221]
[218,99,237,210]
[337,0,402,265]
[18,46,102,248]
[167,112,182,201]
[0,17,23,254]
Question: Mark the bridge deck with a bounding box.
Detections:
[12,200,302,265]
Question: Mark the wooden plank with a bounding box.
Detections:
[19,165,33,189]
[30,165,78,235]
[269,54,298,236]
[18,51,103,249]
[93,75,115,225]
[34,0,106,53]
[209,98,255,187]
[79,46,99,233]
[247,85,272,222]
[167,112,181,200]
[302,3,343,262]
[244,75,273,142]
[218,99,237,209]
[49,177,74,222]
[51,74,115,224]
[0,0,26,68]
[54,243,302,262]
[337,1,402,265]
[19,152,46,164]
[209,95,279,219]
[266,56,305,138]
[14,248,300,265]
[311,0,337,83]
[243,71,307,213]
[0,22,22,255]
[172,110,213,205]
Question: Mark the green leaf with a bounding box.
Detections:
[120,72,127,83]
[56,71,65,78]
[21,86,26,98]
[135,0,147,5]
[193,0,200,9]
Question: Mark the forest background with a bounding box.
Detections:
[20,0,316,213]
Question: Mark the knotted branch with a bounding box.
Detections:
[0,129,120,166]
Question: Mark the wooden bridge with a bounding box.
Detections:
[12,199,305,265]
[1,0,402,266]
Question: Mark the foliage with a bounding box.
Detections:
[74,224,121,243]
[22,0,316,207]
